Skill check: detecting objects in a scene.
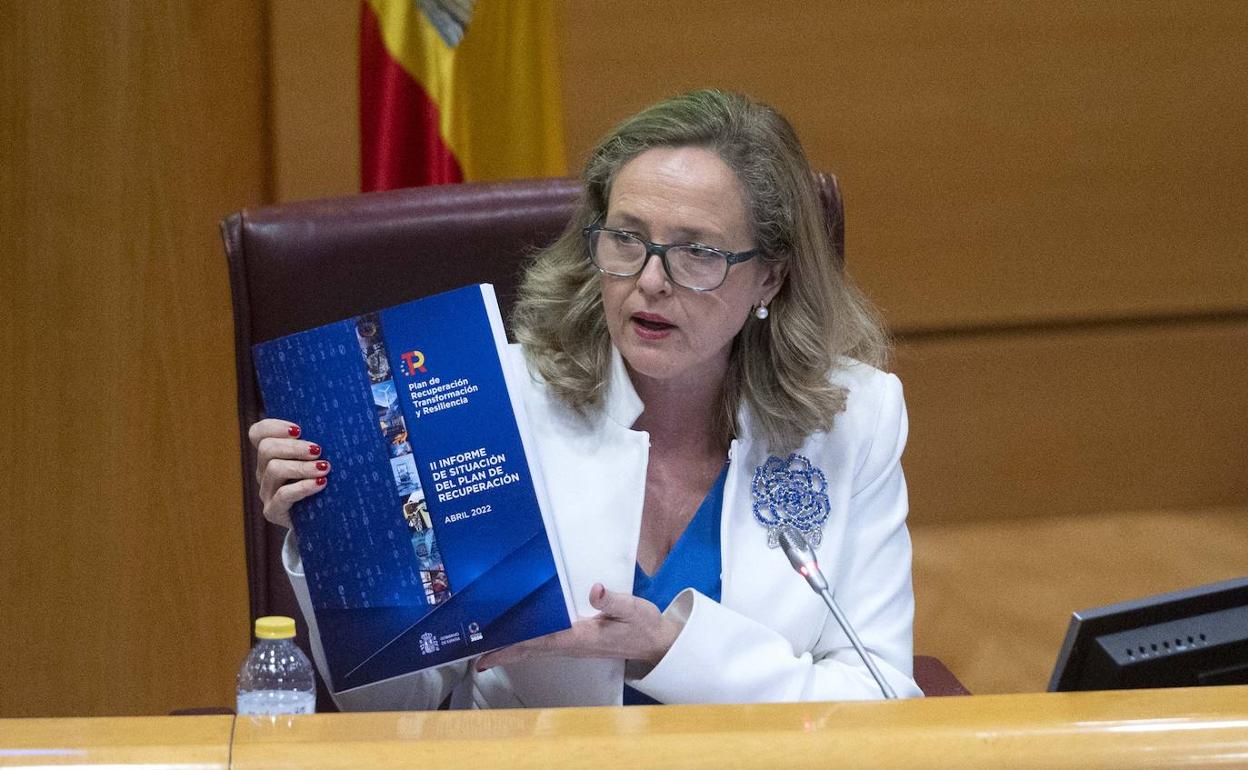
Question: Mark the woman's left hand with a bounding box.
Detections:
[476,583,681,674]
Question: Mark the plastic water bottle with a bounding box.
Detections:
[236,616,316,715]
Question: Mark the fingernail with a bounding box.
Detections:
[316,477,327,487]
[288,425,301,438]
[309,444,321,457]
[315,461,329,471]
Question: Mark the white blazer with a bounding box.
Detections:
[285,347,922,709]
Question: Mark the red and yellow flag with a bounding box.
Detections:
[360,0,566,191]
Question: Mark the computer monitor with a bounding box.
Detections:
[1049,575,1248,692]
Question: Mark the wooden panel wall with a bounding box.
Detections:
[0,3,264,716]
[270,1,1248,517]
[269,0,359,202]
[266,1,1247,695]
[896,319,1248,524]
[561,2,1248,330]
[274,4,1248,324]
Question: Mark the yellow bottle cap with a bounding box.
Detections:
[254,616,297,639]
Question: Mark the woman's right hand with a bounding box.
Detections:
[248,418,331,530]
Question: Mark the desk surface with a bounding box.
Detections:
[3,686,1246,768]
[0,714,233,768]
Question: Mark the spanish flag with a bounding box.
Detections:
[360,0,566,190]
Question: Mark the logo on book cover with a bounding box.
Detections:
[401,350,427,375]
[467,621,483,643]
[419,632,440,655]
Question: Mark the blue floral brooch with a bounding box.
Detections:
[751,454,831,548]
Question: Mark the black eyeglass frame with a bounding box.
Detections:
[581,223,766,292]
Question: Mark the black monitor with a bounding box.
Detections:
[1049,575,1248,692]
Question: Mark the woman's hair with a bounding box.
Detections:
[511,89,889,451]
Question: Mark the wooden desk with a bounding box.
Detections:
[3,687,1246,768]
[0,715,232,768]
[229,687,1248,768]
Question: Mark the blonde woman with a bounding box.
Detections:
[250,90,922,708]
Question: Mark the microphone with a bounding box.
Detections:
[778,527,898,699]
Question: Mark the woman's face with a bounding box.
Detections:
[599,146,782,394]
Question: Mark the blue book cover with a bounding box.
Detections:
[253,284,573,694]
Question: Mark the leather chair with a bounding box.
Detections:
[220,175,967,707]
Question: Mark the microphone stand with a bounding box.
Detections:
[778,527,898,700]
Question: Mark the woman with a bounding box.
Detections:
[250,89,922,708]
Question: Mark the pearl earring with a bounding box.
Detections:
[754,302,769,320]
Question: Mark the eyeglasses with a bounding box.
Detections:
[582,223,764,292]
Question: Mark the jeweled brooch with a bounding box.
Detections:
[751,453,831,548]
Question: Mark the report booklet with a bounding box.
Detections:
[253,284,573,694]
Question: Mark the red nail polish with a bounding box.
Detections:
[288,425,301,438]
[309,444,321,457]
[316,477,327,486]
[315,461,328,471]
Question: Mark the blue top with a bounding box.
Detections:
[623,463,727,706]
